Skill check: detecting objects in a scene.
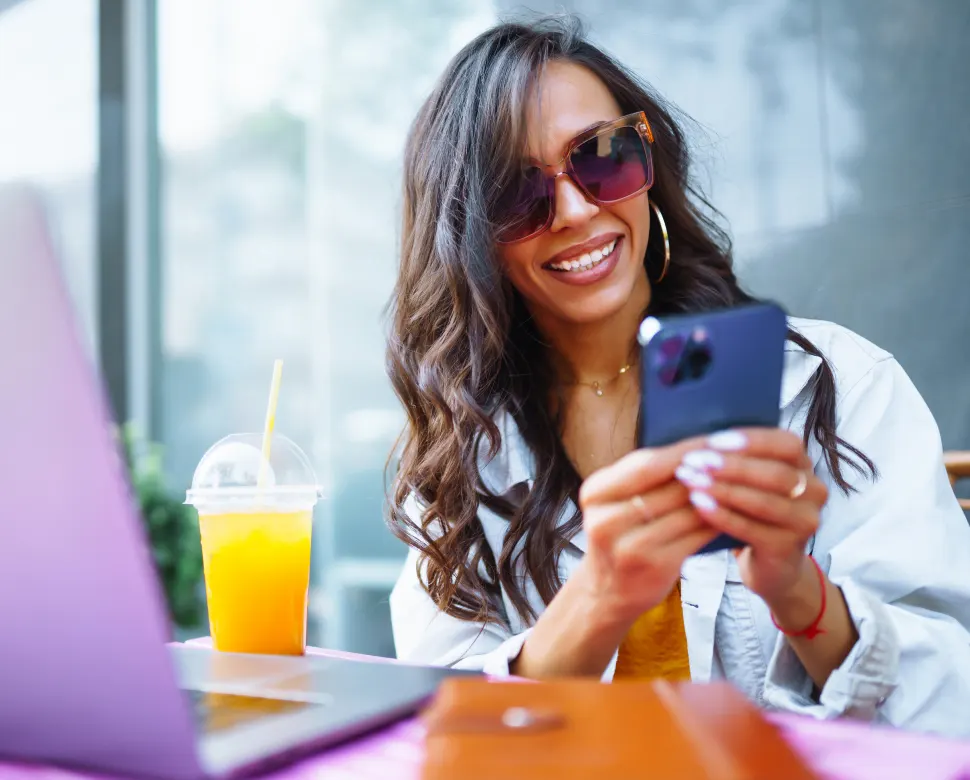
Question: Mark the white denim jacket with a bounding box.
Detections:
[390,318,970,737]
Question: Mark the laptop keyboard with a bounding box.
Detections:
[184,689,316,735]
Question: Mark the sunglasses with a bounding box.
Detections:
[493,111,655,244]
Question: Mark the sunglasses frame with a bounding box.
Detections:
[496,110,656,244]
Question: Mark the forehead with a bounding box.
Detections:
[524,60,623,164]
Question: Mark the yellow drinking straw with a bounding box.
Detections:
[257,359,284,489]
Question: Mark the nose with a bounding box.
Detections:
[549,172,599,233]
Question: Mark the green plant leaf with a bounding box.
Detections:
[122,423,204,629]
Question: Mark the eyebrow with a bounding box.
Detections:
[576,119,609,135]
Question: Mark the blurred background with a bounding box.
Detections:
[1,0,967,656]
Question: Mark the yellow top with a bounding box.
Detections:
[613,579,691,681]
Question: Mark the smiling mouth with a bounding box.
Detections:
[543,238,619,273]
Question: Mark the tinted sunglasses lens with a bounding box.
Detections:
[571,125,652,202]
[495,167,550,243]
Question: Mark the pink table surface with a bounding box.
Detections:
[3,641,970,780]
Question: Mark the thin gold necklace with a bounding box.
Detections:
[571,361,635,397]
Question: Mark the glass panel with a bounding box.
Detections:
[0,0,97,354]
[158,0,499,652]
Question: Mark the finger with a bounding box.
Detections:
[613,507,709,560]
[668,527,723,560]
[677,451,827,505]
[704,428,812,468]
[688,490,814,552]
[583,481,690,551]
[579,436,711,507]
[704,481,820,536]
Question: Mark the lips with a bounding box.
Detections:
[542,232,623,271]
[544,237,618,273]
[542,236,624,287]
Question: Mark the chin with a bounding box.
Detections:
[550,274,646,327]
[549,289,638,325]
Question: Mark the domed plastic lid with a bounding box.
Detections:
[185,432,322,512]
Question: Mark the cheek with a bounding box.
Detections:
[497,243,541,289]
[497,247,524,284]
[613,195,651,259]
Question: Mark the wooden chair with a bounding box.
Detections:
[944,451,970,511]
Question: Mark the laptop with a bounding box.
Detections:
[0,185,473,779]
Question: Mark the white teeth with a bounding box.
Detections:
[548,238,618,272]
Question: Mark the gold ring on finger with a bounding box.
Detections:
[789,470,808,500]
[630,494,651,520]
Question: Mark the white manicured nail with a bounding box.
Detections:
[683,450,724,471]
[676,465,713,489]
[708,430,747,451]
[690,491,718,512]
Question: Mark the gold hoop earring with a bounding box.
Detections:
[650,201,670,283]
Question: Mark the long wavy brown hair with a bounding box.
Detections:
[386,16,875,627]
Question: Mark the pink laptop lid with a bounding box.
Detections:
[0,185,202,779]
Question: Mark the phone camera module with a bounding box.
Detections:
[657,328,713,386]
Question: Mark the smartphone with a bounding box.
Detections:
[637,301,788,554]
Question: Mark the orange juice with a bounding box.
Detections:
[198,509,312,655]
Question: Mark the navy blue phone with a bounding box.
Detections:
[637,302,788,554]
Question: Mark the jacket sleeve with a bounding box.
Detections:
[763,356,970,736]
[388,494,530,675]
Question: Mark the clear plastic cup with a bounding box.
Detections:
[185,433,321,655]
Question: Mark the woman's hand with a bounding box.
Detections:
[511,441,718,679]
[577,443,721,625]
[673,428,828,607]
[672,427,861,690]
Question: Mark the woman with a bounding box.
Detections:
[386,16,970,735]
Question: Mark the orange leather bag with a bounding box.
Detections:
[422,678,818,780]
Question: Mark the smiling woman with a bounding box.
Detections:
[384,15,970,736]
[495,66,655,329]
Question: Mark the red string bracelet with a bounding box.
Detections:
[770,555,827,640]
